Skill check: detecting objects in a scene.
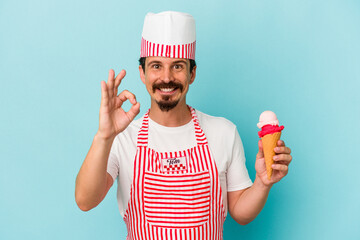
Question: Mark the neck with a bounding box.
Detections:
[148,100,192,127]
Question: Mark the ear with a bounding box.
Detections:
[139,65,145,84]
[189,65,197,85]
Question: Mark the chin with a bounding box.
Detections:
[156,100,180,112]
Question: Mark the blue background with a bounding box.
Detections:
[1,0,359,239]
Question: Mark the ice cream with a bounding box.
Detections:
[257,111,284,180]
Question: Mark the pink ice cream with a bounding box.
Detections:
[257,111,284,138]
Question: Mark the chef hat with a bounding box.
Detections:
[140,11,196,60]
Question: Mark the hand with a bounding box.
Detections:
[97,69,140,140]
[255,139,292,187]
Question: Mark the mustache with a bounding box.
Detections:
[152,81,184,92]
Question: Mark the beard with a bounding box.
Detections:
[156,99,180,112]
[152,81,184,112]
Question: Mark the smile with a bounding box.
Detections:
[152,81,184,95]
[157,87,178,95]
[160,88,176,92]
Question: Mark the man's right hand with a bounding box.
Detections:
[97,69,140,140]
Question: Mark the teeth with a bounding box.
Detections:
[160,88,175,92]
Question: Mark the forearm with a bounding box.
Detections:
[75,133,114,210]
[230,177,272,225]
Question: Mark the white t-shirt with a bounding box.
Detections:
[107,109,253,217]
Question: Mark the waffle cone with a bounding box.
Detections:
[261,131,282,180]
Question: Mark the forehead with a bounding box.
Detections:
[146,56,190,65]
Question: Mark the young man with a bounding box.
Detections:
[75,11,292,239]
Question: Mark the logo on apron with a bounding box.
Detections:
[161,156,187,172]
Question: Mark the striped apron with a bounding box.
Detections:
[124,107,225,239]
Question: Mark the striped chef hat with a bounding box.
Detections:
[140,11,196,60]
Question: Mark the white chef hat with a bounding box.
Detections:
[140,11,196,60]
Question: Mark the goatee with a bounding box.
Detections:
[152,81,183,112]
[156,99,180,112]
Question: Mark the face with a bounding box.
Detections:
[139,56,196,112]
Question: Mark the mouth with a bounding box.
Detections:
[158,87,178,94]
[153,82,183,95]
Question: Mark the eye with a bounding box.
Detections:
[152,64,160,69]
[173,64,183,70]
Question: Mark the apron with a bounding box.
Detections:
[124,106,225,240]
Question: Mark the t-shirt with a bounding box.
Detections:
[107,109,253,217]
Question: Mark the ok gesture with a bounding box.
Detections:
[97,69,140,140]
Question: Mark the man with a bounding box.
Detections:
[75,11,292,239]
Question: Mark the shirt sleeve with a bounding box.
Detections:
[226,127,253,192]
[106,138,120,182]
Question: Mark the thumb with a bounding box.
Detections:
[126,102,140,122]
[256,139,264,159]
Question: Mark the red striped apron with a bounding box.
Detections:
[124,107,225,239]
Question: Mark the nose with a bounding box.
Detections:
[161,67,174,83]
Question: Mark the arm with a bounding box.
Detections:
[228,139,292,225]
[75,135,115,211]
[75,69,140,211]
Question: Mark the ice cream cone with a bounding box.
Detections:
[261,131,281,180]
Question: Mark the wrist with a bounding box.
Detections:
[94,131,116,144]
[254,175,273,191]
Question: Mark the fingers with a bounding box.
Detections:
[271,164,288,172]
[277,140,285,146]
[274,146,291,154]
[126,102,141,122]
[118,90,137,105]
[114,70,126,95]
[102,69,126,107]
[272,140,292,176]
[117,90,140,121]
[100,81,109,108]
[273,154,292,165]
[107,69,126,99]
[107,69,115,98]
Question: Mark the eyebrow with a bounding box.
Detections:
[147,60,162,66]
[172,60,187,65]
[146,60,188,66]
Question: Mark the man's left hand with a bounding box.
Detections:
[255,139,292,187]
